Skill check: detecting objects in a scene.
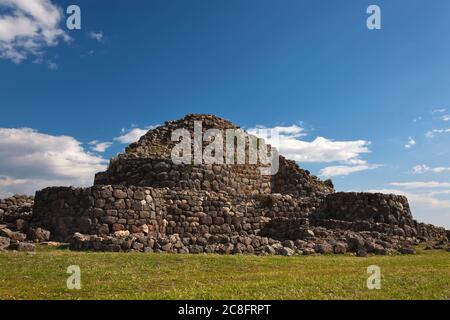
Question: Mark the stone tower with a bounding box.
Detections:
[94,113,334,197]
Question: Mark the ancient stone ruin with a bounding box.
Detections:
[1,114,449,255]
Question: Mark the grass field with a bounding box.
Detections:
[0,247,449,300]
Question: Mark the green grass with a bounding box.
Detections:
[0,247,449,300]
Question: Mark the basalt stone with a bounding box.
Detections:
[189,244,204,254]
[102,216,118,224]
[314,242,333,254]
[104,244,121,252]
[0,236,10,249]
[0,228,27,241]
[399,247,416,255]
[356,248,368,257]
[303,248,315,255]
[28,227,50,242]
[8,242,35,252]
[113,189,128,199]
[333,242,347,254]
[279,247,295,256]
[282,240,295,249]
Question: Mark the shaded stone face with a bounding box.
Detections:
[318,192,415,226]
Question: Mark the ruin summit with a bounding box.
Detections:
[0,114,449,255]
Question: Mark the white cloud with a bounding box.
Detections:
[114,128,149,144]
[0,0,69,63]
[0,176,27,188]
[404,137,416,149]
[389,181,450,189]
[88,140,113,153]
[412,164,450,174]
[114,125,158,144]
[442,115,450,121]
[425,128,450,139]
[432,108,447,114]
[266,124,306,138]
[0,128,107,197]
[47,61,58,69]
[319,163,381,177]
[248,125,372,163]
[248,124,378,177]
[87,31,103,42]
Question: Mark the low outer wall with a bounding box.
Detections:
[319,192,415,227]
[33,188,448,244]
[0,195,34,223]
[33,186,321,242]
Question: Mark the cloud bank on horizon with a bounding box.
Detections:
[0,127,107,197]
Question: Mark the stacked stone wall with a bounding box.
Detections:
[94,158,272,196]
[0,195,34,223]
[33,186,322,242]
[318,192,415,227]
[271,157,334,197]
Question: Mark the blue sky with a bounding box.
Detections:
[1,0,450,227]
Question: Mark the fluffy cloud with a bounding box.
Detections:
[412,164,450,174]
[389,181,450,189]
[248,124,378,177]
[319,163,381,177]
[0,128,107,197]
[248,125,371,163]
[425,128,450,139]
[404,137,416,149]
[432,108,447,114]
[89,140,113,153]
[114,125,158,144]
[442,115,450,121]
[87,31,103,42]
[0,0,69,63]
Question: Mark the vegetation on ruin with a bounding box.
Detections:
[0,246,448,300]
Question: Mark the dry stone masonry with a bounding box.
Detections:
[0,195,50,252]
[1,114,449,255]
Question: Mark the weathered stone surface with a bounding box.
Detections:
[28,227,50,242]
[8,242,36,252]
[0,228,27,241]
[399,247,416,255]
[279,247,295,256]
[333,242,347,254]
[356,248,368,257]
[0,236,10,249]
